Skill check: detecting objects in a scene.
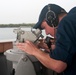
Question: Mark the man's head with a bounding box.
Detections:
[33,4,67,30]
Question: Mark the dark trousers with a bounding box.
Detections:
[0,53,8,75]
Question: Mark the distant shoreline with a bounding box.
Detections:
[0,23,35,27]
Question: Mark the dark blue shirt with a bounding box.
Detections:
[50,7,76,75]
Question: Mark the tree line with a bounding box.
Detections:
[0,23,35,27]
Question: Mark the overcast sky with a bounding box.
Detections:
[0,0,76,24]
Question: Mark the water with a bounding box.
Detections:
[0,27,46,42]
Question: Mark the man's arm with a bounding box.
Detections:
[34,48,67,73]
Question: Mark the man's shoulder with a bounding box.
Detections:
[68,7,76,14]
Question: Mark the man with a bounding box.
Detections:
[17,4,76,75]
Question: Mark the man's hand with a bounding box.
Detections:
[16,41,39,55]
[36,39,50,52]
